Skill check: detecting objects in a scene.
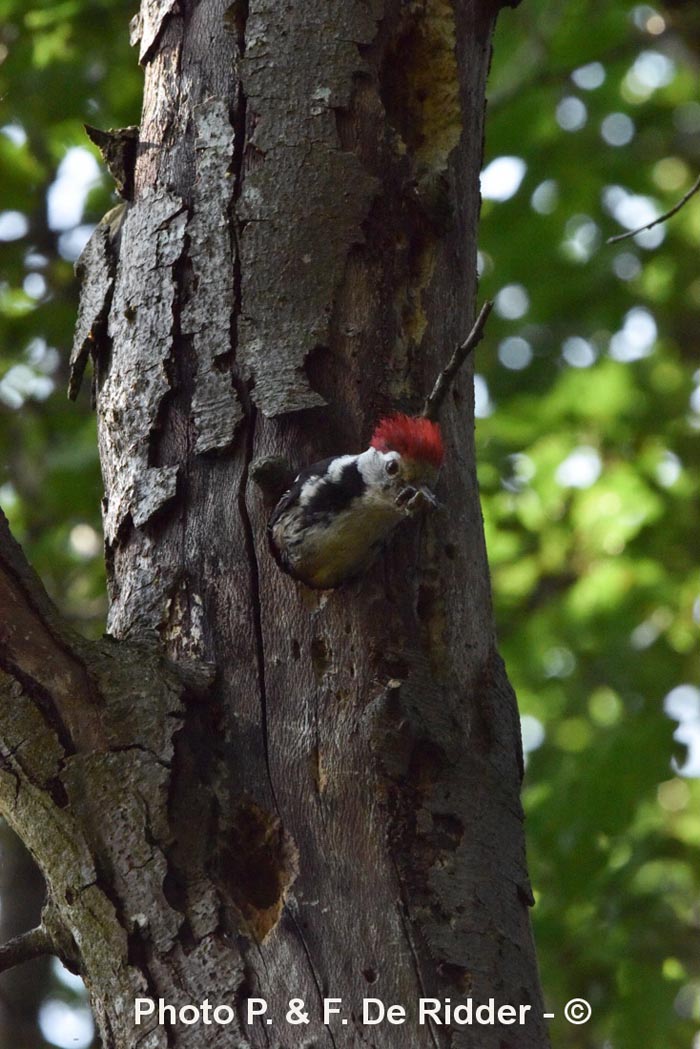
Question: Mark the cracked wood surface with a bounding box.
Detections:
[183,98,243,454]
[0,1,550,1047]
[99,189,185,545]
[236,0,381,416]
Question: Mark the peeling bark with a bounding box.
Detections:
[69,221,115,401]
[183,97,243,454]
[84,124,139,201]
[237,1,381,416]
[129,0,180,64]
[99,190,186,544]
[0,2,550,1048]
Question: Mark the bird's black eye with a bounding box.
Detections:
[385,459,400,476]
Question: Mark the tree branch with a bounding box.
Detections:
[0,508,103,751]
[423,300,493,421]
[0,925,53,975]
[607,173,700,244]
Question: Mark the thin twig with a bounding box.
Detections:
[422,300,493,421]
[607,173,700,245]
[0,925,53,974]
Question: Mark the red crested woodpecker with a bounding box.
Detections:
[267,414,445,589]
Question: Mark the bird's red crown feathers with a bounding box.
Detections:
[370,413,445,469]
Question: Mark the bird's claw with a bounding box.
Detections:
[396,486,438,515]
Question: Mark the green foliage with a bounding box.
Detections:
[0,0,140,633]
[481,3,700,1046]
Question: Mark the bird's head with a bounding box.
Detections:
[356,413,445,512]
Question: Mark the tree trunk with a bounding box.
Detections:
[0,1,549,1048]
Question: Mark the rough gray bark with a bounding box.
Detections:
[0,2,550,1048]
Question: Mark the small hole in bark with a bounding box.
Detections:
[362,967,378,983]
[218,800,299,942]
[309,747,326,793]
[177,917,197,952]
[292,639,301,660]
[432,813,465,848]
[382,655,409,680]
[213,350,234,372]
[47,778,69,808]
[65,888,76,905]
[408,738,446,790]
[416,583,435,623]
[236,975,254,1001]
[163,868,188,914]
[438,962,471,991]
[311,636,329,681]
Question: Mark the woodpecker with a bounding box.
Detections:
[267,414,445,589]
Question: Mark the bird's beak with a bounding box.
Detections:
[418,485,439,509]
